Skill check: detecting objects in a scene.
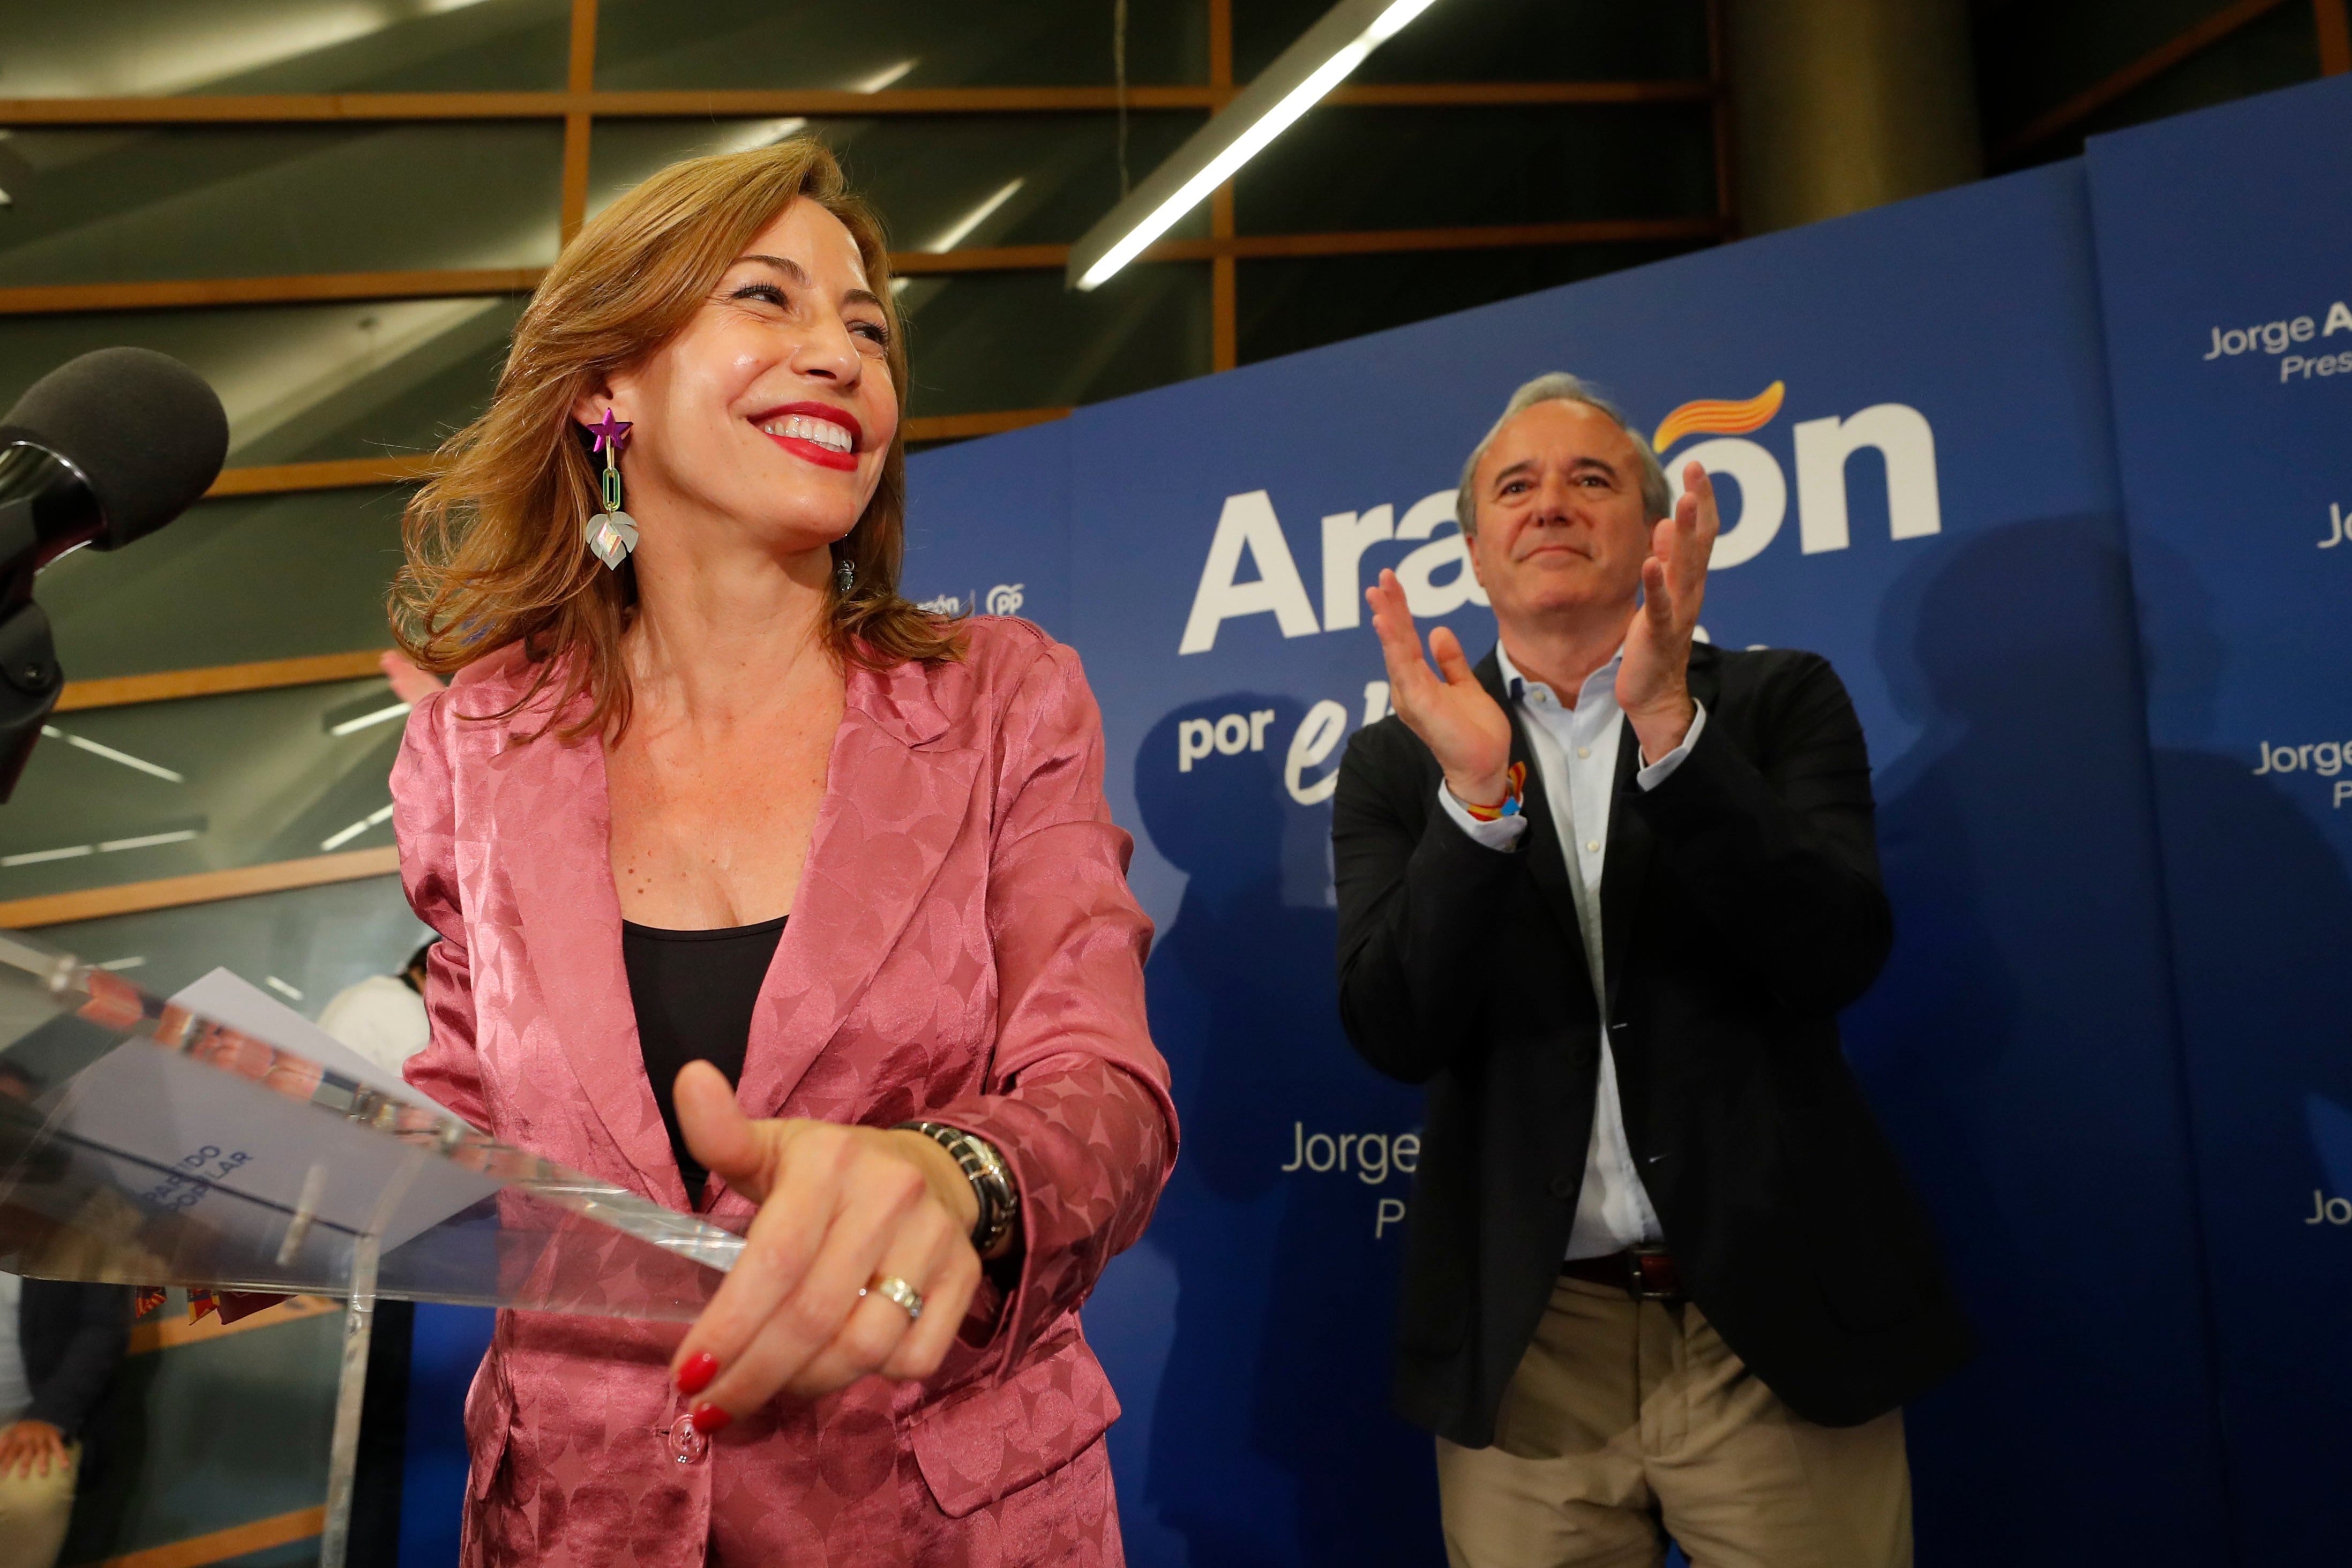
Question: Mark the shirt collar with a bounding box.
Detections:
[1495,640,1622,707]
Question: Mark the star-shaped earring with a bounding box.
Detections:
[587,408,632,452]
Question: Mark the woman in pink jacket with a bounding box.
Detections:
[387,138,1174,1566]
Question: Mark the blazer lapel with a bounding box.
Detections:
[1600,644,1720,1013]
[731,658,983,1130]
[1598,720,1650,1018]
[485,701,681,1201]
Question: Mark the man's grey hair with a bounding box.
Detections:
[1455,372,1673,536]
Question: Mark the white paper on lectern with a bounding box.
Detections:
[171,969,448,1116]
[44,970,498,1257]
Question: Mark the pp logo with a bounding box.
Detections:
[986,583,1025,615]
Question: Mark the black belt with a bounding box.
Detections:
[1560,1248,1687,1301]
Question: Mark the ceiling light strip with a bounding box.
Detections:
[1068,0,1443,291]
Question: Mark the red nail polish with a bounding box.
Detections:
[690,1402,732,1435]
[676,1352,720,1397]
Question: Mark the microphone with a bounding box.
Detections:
[0,348,229,802]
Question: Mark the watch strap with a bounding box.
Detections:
[896,1120,1020,1255]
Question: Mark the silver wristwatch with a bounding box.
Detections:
[896,1120,1021,1255]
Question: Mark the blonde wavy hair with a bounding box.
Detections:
[391,137,960,740]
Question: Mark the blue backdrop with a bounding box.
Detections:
[905,154,2231,1565]
[2088,75,2352,1565]
[399,75,2352,1567]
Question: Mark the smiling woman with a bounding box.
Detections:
[381,138,1175,1567]
[393,139,955,741]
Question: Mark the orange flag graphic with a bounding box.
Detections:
[1650,381,1786,453]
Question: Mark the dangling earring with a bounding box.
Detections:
[582,409,638,570]
[835,557,855,595]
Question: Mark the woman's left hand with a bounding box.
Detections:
[665,1061,983,1427]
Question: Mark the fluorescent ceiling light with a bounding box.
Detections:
[853,58,918,93]
[328,701,414,738]
[931,179,1024,252]
[1068,0,1442,291]
[724,117,808,154]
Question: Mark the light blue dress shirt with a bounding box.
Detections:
[1435,642,1706,1259]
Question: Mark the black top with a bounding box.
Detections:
[621,913,787,1206]
[1333,642,1972,1443]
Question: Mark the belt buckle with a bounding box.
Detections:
[1626,1246,1684,1302]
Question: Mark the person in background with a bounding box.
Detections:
[380,649,447,706]
[318,939,437,1077]
[0,1272,133,1568]
[1334,374,1971,1566]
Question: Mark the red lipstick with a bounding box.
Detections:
[751,401,863,473]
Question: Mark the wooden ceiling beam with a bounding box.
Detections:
[191,411,1081,498]
[8,214,1721,318]
[2319,0,2352,74]
[204,456,440,496]
[54,651,393,712]
[0,268,545,317]
[0,847,401,928]
[559,0,600,246]
[0,81,1712,127]
[1150,215,1727,260]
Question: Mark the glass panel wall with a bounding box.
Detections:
[902,265,1210,417]
[58,1290,346,1566]
[1238,241,1706,367]
[1235,0,1711,83]
[587,115,1211,247]
[0,123,564,286]
[1235,105,1718,234]
[36,874,429,1010]
[0,677,407,901]
[594,0,1208,91]
[0,298,522,464]
[0,0,570,96]
[40,485,411,679]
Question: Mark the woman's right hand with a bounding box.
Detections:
[664,1063,984,1430]
[1366,568,1514,806]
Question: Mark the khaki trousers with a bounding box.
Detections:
[0,1438,78,1568]
[1436,1276,1911,1568]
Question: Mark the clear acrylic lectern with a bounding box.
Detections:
[0,929,748,1565]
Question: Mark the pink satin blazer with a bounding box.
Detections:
[391,617,1176,1567]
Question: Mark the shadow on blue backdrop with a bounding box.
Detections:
[1846,517,2233,1561]
[1094,695,1434,1568]
[2125,531,2352,1560]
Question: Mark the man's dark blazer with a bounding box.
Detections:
[17,1278,132,1469]
[1334,641,1972,1446]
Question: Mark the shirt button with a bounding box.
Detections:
[1586,841,1600,853]
[1549,1175,1576,1201]
[1577,747,1590,759]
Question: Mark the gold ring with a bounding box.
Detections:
[860,1274,924,1322]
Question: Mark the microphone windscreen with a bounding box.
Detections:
[1,348,229,548]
